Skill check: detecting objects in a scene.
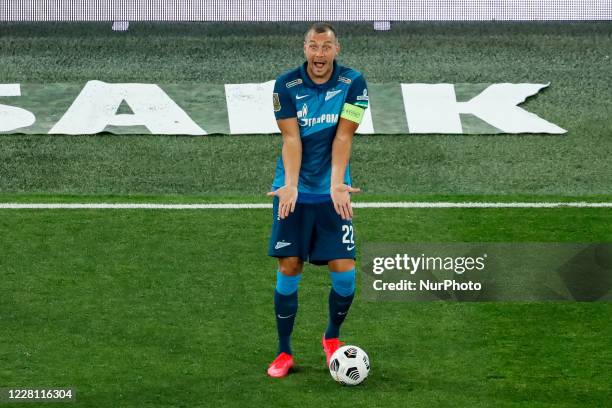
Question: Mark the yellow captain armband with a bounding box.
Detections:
[340,103,365,124]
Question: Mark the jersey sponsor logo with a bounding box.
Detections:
[356,89,368,101]
[296,103,308,119]
[299,113,339,127]
[275,241,292,249]
[296,103,339,128]
[325,89,343,101]
[338,76,352,84]
[296,93,308,100]
[286,78,303,88]
[273,92,281,112]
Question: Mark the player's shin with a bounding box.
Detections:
[274,270,301,355]
[325,268,356,339]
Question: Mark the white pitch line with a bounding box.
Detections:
[0,202,611,209]
[354,202,612,208]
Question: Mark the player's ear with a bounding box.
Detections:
[335,42,341,56]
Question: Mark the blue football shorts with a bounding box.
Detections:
[268,197,356,265]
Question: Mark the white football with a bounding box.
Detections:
[328,345,370,385]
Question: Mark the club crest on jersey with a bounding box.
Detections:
[325,89,343,101]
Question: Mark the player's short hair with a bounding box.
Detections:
[305,22,338,43]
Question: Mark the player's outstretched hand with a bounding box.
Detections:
[267,185,298,219]
[331,184,361,220]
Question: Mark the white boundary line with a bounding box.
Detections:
[1,202,611,209]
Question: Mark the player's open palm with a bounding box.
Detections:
[331,184,360,220]
[267,185,298,219]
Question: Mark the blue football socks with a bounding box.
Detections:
[325,269,356,339]
[274,270,302,355]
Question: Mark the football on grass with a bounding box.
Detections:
[329,345,370,385]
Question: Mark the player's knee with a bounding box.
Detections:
[278,257,303,276]
[276,270,302,296]
[329,268,356,297]
[328,259,355,272]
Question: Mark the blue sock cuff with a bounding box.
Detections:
[329,269,356,297]
[276,270,302,296]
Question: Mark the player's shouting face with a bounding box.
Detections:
[303,29,340,84]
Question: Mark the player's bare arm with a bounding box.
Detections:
[267,117,302,219]
[331,117,361,220]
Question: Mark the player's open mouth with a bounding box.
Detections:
[314,62,325,69]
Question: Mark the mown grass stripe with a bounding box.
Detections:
[1,202,612,209]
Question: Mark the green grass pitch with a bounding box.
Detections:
[0,21,611,407]
[1,208,611,407]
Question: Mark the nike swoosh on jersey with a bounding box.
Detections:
[277,314,295,319]
[296,94,308,100]
[325,89,342,101]
[346,245,355,251]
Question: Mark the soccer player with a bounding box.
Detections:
[266,22,369,378]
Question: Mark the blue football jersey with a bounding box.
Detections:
[272,61,369,202]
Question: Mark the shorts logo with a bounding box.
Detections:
[273,92,281,112]
[346,245,355,251]
[275,241,292,250]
